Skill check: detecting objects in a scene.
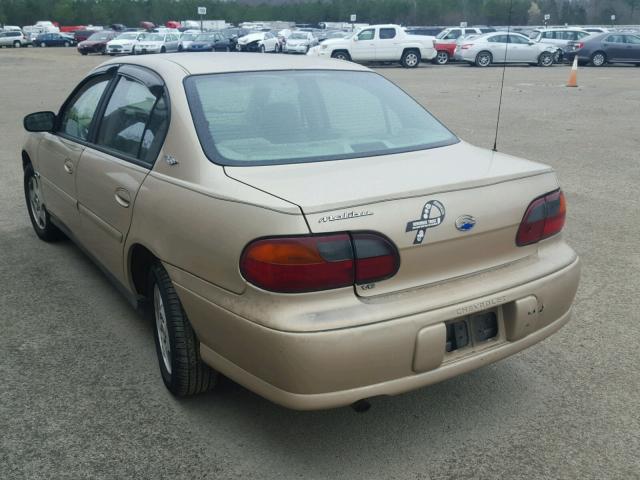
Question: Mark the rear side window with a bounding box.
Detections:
[95,76,165,163]
[380,28,396,40]
[59,76,110,141]
[606,35,625,43]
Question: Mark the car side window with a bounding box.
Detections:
[380,28,396,40]
[357,29,375,41]
[95,75,161,161]
[509,35,528,44]
[625,35,640,44]
[606,35,625,43]
[489,35,507,43]
[445,29,461,40]
[59,76,111,141]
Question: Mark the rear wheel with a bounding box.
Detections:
[148,262,218,396]
[434,50,449,65]
[331,50,351,61]
[63,41,70,47]
[591,51,606,66]
[24,164,63,242]
[475,51,492,67]
[401,49,421,68]
[538,51,554,67]
[40,42,46,48]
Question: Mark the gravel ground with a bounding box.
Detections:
[1,48,638,479]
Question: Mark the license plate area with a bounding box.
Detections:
[444,309,504,359]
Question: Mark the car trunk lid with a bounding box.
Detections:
[225,141,559,297]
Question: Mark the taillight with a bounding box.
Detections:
[240,232,399,293]
[576,42,584,49]
[516,190,566,246]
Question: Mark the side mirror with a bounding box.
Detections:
[24,111,56,132]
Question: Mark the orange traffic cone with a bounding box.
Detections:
[567,55,578,87]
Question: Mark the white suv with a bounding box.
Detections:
[0,30,28,48]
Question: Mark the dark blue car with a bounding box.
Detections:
[186,32,232,52]
[34,33,76,48]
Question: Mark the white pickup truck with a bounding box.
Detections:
[309,24,437,68]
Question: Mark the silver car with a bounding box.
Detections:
[135,32,180,54]
[533,28,592,59]
[0,30,27,47]
[456,32,557,67]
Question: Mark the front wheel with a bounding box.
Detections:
[475,51,492,67]
[538,51,554,67]
[591,51,606,67]
[148,262,218,396]
[260,45,266,53]
[401,49,421,68]
[14,41,21,48]
[434,50,449,65]
[331,50,351,61]
[40,42,46,48]
[24,164,63,242]
[160,46,166,53]
[63,41,70,47]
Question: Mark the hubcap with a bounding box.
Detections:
[406,53,418,66]
[437,52,448,64]
[154,285,172,374]
[542,55,552,66]
[594,54,604,65]
[28,175,46,229]
[479,54,490,66]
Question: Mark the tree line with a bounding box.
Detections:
[1,0,638,28]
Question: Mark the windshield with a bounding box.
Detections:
[116,32,138,40]
[88,32,110,41]
[196,33,215,41]
[289,33,308,40]
[181,33,196,41]
[185,70,458,166]
[147,34,164,41]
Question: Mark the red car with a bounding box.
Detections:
[433,27,493,64]
[77,30,118,55]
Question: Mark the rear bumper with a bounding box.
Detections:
[171,250,580,410]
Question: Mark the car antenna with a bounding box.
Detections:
[492,0,514,152]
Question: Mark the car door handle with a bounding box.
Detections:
[114,188,131,208]
[63,159,74,174]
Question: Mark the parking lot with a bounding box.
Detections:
[1,48,639,479]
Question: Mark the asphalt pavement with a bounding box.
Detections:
[0,49,638,479]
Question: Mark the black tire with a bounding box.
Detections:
[40,42,46,48]
[24,164,63,242]
[475,51,492,67]
[260,45,266,53]
[160,46,166,53]
[178,45,183,52]
[80,51,88,56]
[14,41,21,48]
[331,50,351,61]
[401,49,421,68]
[434,50,449,65]
[538,51,554,67]
[148,262,218,396]
[590,51,606,67]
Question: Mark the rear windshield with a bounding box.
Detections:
[184,70,458,166]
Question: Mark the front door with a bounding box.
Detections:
[351,28,376,61]
[37,75,111,232]
[622,34,640,61]
[75,70,169,284]
[603,34,627,61]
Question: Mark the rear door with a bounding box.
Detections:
[37,72,112,232]
[376,27,401,60]
[622,34,640,61]
[74,66,169,284]
[603,34,627,61]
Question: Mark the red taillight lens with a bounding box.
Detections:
[577,42,584,49]
[240,233,399,293]
[516,190,566,246]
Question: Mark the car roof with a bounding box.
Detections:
[104,53,370,76]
